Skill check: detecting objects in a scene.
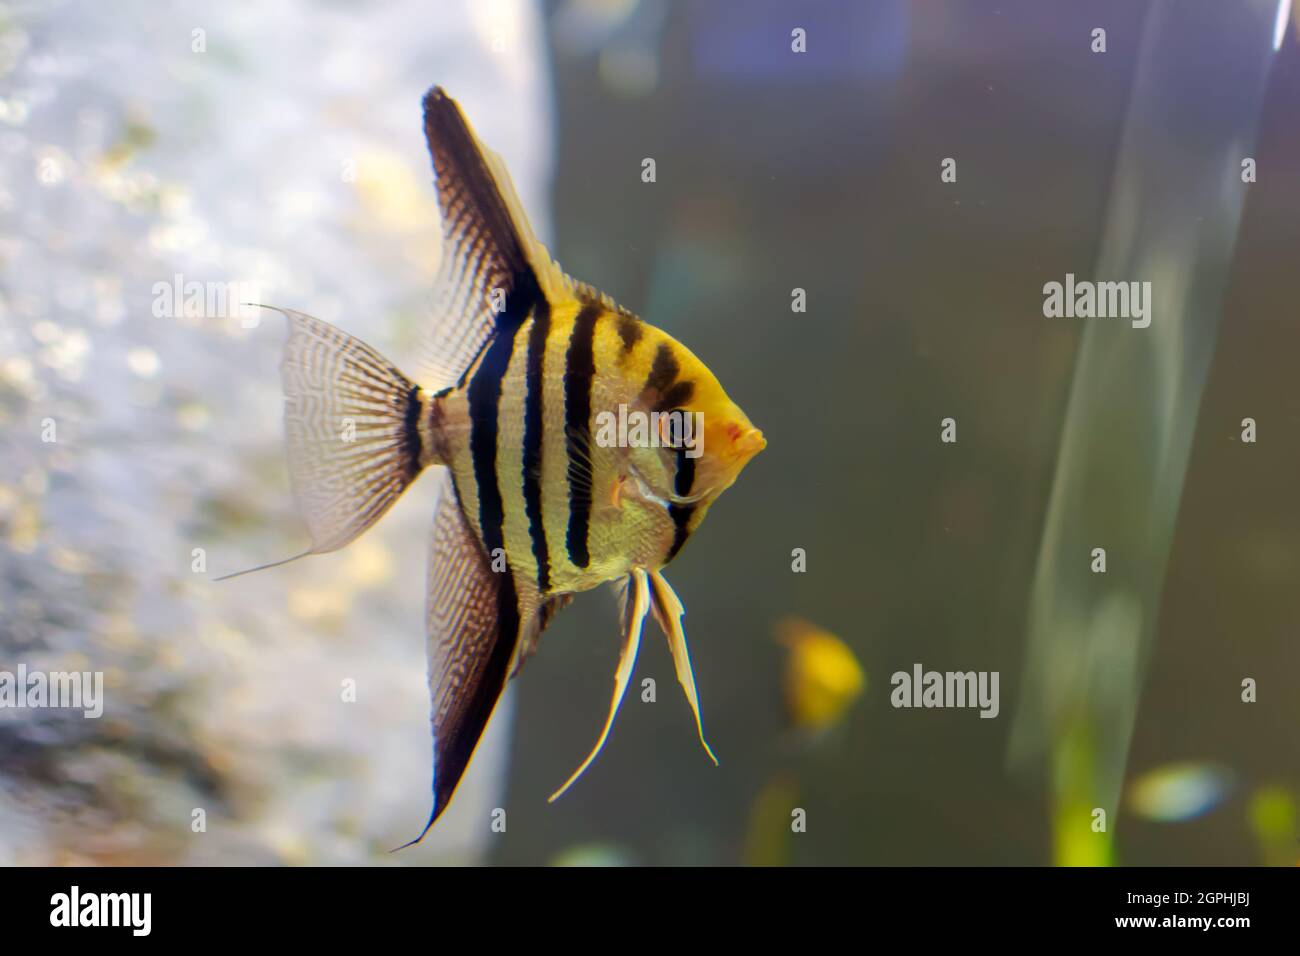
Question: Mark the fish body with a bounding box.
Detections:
[431,294,759,605]
[777,617,865,734]
[224,87,764,841]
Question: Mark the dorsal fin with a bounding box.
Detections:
[417,87,575,389]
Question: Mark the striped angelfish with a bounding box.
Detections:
[221,87,765,844]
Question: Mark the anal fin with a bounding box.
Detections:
[397,470,523,848]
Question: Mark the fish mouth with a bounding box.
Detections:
[709,424,764,490]
[724,425,765,467]
[735,427,766,460]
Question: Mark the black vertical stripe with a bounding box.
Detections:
[564,304,602,568]
[615,314,642,354]
[666,448,696,561]
[401,384,424,479]
[655,380,694,413]
[468,325,521,561]
[455,276,532,818]
[644,342,679,395]
[467,270,537,566]
[522,299,552,592]
[457,266,538,829]
[674,446,696,498]
[644,341,693,412]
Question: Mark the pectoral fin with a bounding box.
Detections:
[647,570,719,766]
[548,569,651,803]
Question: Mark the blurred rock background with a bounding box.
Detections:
[0,0,553,864]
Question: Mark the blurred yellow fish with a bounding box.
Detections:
[1246,786,1296,867]
[777,617,864,733]
[744,773,801,867]
[220,87,765,843]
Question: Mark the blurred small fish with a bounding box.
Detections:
[1126,762,1233,823]
[776,617,864,734]
[1246,786,1297,867]
[220,87,765,843]
[743,773,800,867]
[549,841,637,867]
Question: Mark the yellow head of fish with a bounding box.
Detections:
[680,358,767,499]
[603,324,765,566]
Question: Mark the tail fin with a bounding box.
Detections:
[218,306,432,580]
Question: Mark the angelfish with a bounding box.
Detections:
[221,87,765,843]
